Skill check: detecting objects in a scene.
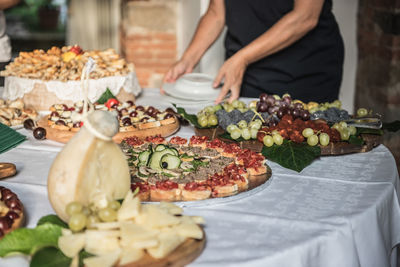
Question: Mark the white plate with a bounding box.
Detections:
[160,93,215,106]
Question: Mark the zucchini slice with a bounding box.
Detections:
[169,147,179,156]
[148,150,176,171]
[155,144,167,152]
[160,154,181,170]
[138,151,152,166]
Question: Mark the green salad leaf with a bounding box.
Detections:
[261,140,321,172]
[172,104,204,128]
[192,159,209,170]
[30,247,71,267]
[96,88,116,104]
[37,215,68,228]
[0,223,63,257]
[383,120,400,132]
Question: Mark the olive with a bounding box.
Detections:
[6,198,21,210]
[136,105,144,111]
[73,122,81,128]
[55,120,66,126]
[50,111,59,117]
[122,118,132,126]
[62,104,69,111]
[165,108,175,114]
[151,111,161,118]
[129,111,138,117]
[6,211,19,220]
[119,108,128,114]
[1,189,13,201]
[126,100,134,107]
[164,113,174,119]
[0,217,11,231]
[147,106,156,114]
[140,117,148,122]
[33,127,46,140]
[23,119,36,130]
[161,162,168,168]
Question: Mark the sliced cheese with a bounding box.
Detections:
[91,222,121,230]
[120,221,158,244]
[85,230,120,256]
[159,202,183,215]
[173,223,203,239]
[58,233,85,258]
[118,191,140,221]
[141,205,180,228]
[83,249,121,267]
[147,232,185,259]
[119,247,144,265]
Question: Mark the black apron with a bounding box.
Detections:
[224,0,344,102]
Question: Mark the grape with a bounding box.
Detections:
[98,207,117,222]
[332,123,340,130]
[205,106,215,114]
[268,106,279,114]
[263,135,274,147]
[340,129,350,141]
[268,121,277,127]
[282,93,291,98]
[293,102,304,110]
[307,135,319,146]
[108,200,121,210]
[238,101,246,109]
[266,96,276,106]
[309,107,319,113]
[302,128,314,138]
[198,116,208,127]
[232,100,241,108]
[300,110,310,120]
[214,104,222,112]
[273,94,281,100]
[68,213,87,232]
[257,102,268,112]
[227,124,238,133]
[241,128,251,140]
[286,108,292,116]
[319,133,330,146]
[271,130,279,136]
[249,121,259,130]
[292,109,300,118]
[273,134,284,145]
[238,108,248,113]
[66,202,83,217]
[339,121,347,129]
[281,101,289,109]
[357,108,368,117]
[226,106,234,112]
[238,120,248,129]
[208,115,218,126]
[222,103,230,110]
[259,93,268,103]
[282,96,292,105]
[275,100,283,107]
[276,109,284,119]
[231,129,241,140]
[250,128,258,139]
[86,215,100,229]
[249,100,258,109]
[82,207,91,216]
[332,100,342,109]
[348,125,357,135]
[319,106,327,111]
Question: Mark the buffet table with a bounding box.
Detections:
[1,89,400,267]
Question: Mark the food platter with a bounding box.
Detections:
[194,127,382,156]
[37,115,180,144]
[0,186,24,239]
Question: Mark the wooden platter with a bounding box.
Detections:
[195,127,382,156]
[120,230,206,267]
[37,116,180,144]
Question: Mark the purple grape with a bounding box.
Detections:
[265,96,276,106]
[268,121,277,127]
[283,96,292,105]
[268,106,279,114]
[258,102,269,112]
[275,100,283,107]
[277,109,284,119]
[281,101,289,109]
[292,109,300,118]
[286,108,293,116]
[300,110,310,120]
[259,93,268,103]
[293,102,303,110]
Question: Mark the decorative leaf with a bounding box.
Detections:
[261,140,321,172]
[383,120,400,132]
[172,104,201,128]
[356,127,384,136]
[96,88,116,104]
[30,247,71,267]
[348,135,364,145]
[37,215,68,228]
[79,251,94,267]
[0,223,63,257]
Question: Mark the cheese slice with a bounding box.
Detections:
[117,191,141,221]
[85,230,120,255]
[83,249,121,267]
[173,223,203,239]
[147,232,185,259]
[159,202,183,215]
[119,221,158,247]
[141,205,180,228]
[119,247,144,265]
[58,233,85,258]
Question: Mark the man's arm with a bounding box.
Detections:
[0,0,20,10]
[214,0,325,103]
[163,0,225,82]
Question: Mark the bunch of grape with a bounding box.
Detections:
[332,121,357,141]
[256,93,310,125]
[310,107,350,123]
[301,128,330,146]
[306,100,342,113]
[65,200,121,232]
[262,130,284,147]
[197,105,221,127]
[226,119,262,140]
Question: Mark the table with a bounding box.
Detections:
[1,89,400,267]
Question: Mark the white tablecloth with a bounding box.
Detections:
[1,89,399,267]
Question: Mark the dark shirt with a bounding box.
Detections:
[224,0,344,102]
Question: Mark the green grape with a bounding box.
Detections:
[222,103,230,111]
[86,215,100,229]
[241,128,251,140]
[332,123,340,131]
[208,115,218,126]
[198,116,208,127]
[348,125,357,136]
[271,130,280,136]
[66,202,83,217]
[319,106,327,111]
[250,128,258,139]
[227,124,238,133]
[307,135,319,146]
[230,129,241,140]
[357,108,368,117]
[254,119,262,127]
[205,106,215,114]
[332,100,342,109]
[82,207,91,216]
[302,128,314,138]
[282,93,291,98]
[226,106,234,113]
[319,133,330,146]
[238,108,249,113]
[339,121,347,129]
[263,135,274,147]
[108,200,121,211]
[213,104,222,112]
[68,213,87,232]
[98,207,117,222]
[340,128,350,141]
[249,100,258,109]
[272,134,284,145]
[238,120,248,129]
[238,101,246,109]
[309,107,319,113]
[272,95,281,100]
[232,100,241,109]
[249,121,260,130]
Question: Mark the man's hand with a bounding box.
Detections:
[213,54,247,104]
[163,58,194,84]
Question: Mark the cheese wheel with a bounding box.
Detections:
[48,111,130,221]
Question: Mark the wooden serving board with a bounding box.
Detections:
[120,230,206,267]
[37,116,180,144]
[195,127,382,156]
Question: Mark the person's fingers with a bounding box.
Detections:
[227,85,240,103]
[214,81,230,104]
[163,69,173,83]
[213,68,225,88]
[160,87,165,94]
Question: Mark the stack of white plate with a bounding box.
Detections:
[161,73,221,106]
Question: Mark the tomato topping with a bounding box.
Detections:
[207,138,226,149]
[131,182,150,192]
[190,135,209,145]
[123,136,144,146]
[145,135,165,144]
[105,98,119,109]
[169,136,188,145]
[184,182,210,191]
[151,180,179,190]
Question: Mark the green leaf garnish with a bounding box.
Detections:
[348,135,364,145]
[172,104,212,128]
[30,247,71,267]
[79,251,94,267]
[0,223,63,257]
[37,215,68,228]
[96,88,116,104]
[161,172,176,178]
[382,120,400,132]
[261,140,321,172]
[192,159,210,171]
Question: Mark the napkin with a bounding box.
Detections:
[0,123,26,154]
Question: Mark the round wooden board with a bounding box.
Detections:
[120,230,206,267]
[195,127,382,156]
[37,116,180,144]
[0,187,25,239]
[0,163,17,179]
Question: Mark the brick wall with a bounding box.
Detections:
[120,0,178,88]
[355,0,400,169]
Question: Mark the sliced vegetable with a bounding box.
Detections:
[155,144,167,152]
[138,151,152,166]
[160,154,181,170]
[148,150,176,171]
